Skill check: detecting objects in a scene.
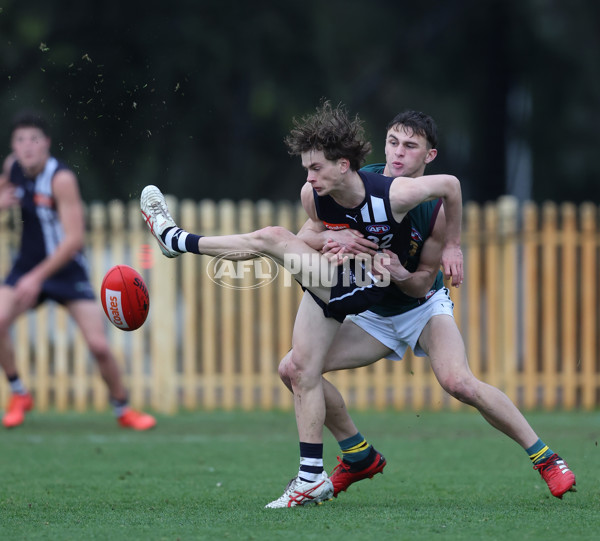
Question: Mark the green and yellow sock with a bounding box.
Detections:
[338,432,374,469]
[526,438,554,465]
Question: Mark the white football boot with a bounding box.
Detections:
[140,185,180,258]
[265,472,334,508]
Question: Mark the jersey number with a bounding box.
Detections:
[367,234,393,249]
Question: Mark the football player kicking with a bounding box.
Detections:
[141,102,465,508]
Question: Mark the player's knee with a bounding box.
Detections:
[87,335,112,361]
[442,375,479,405]
[286,350,320,389]
[253,225,293,244]
[278,355,293,391]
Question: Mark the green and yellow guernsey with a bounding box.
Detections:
[360,163,445,316]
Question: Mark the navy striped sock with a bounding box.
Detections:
[160,227,203,254]
[298,442,324,483]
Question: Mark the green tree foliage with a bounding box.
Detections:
[1,0,598,204]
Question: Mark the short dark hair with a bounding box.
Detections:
[284,100,372,171]
[386,110,438,149]
[10,110,51,137]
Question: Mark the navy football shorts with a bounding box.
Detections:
[5,260,96,306]
[304,259,388,322]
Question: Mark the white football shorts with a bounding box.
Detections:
[346,287,455,360]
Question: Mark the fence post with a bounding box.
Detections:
[541,202,558,409]
[256,200,277,410]
[128,200,150,410]
[238,199,256,410]
[149,195,178,414]
[484,203,500,389]
[464,202,482,406]
[522,202,539,409]
[560,203,577,409]
[180,199,200,410]
[580,203,597,409]
[498,196,519,401]
[199,199,218,409]
[218,200,237,409]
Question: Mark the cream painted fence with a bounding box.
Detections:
[0,196,598,413]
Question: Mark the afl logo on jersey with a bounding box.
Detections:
[366,224,390,234]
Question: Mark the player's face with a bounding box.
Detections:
[384,125,436,178]
[11,127,51,177]
[300,150,346,196]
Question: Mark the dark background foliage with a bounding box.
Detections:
[1,0,598,204]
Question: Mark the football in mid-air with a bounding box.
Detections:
[100,265,150,331]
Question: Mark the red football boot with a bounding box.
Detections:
[118,408,157,430]
[330,451,387,497]
[534,453,576,499]
[3,393,34,428]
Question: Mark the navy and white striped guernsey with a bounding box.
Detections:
[4,157,95,304]
[313,170,412,265]
[314,168,444,317]
[359,164,444,316]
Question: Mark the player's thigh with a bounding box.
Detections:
[66,299,110,347]
[0,285,28,328]
[418,314,472,381]
[291,292,340,372]
[323,319,392,372]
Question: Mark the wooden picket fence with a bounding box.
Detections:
[0,196,599,413]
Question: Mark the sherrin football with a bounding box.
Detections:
[100,265,150,331]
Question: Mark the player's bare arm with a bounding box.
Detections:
[0,155,18,210]
[387,206,448,296]
[389,174,463,283]
[435,206,463,286]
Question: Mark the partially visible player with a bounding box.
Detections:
[0,110,156,430]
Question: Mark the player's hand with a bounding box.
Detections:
[13,273,43,311]
[0,185,19,209]
[321,229,378,256]
[441,244,463,287]
[378,249,411,283]
[322,248,348,266]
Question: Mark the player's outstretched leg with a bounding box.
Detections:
[265,472,334,508]
[533,454,576,499]
[140,185,180,258]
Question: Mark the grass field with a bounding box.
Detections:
[1,409,598,541]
